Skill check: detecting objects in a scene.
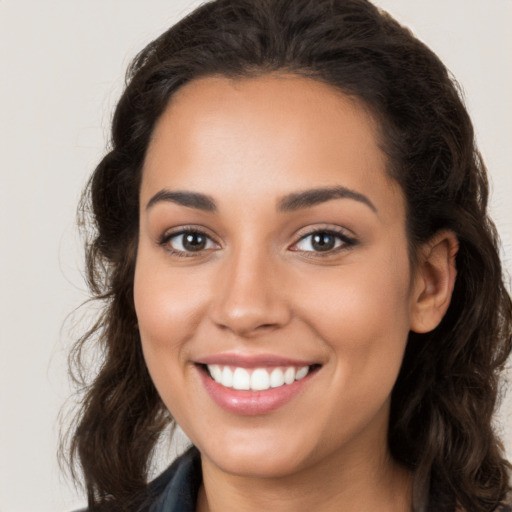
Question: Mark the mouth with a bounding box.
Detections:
[195,354,322,415]
[200,363,321,391]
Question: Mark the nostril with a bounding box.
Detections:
[211,307,289,337]
[258,323,280,330]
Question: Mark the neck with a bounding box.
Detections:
[196,437,413,512]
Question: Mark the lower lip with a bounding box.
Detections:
[197,366,315,416]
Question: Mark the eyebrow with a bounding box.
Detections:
[277,186,377,213]
[146,190,217,212]
[146,185,377,214]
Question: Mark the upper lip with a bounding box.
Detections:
[196,353,319,368]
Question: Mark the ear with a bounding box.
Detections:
[410,230,459,334]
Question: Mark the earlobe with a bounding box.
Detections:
[410,230,459,334]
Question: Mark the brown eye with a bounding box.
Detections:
[311,233,337,251]
[182,232,207,251]
[292,229,356,254]
[163,230,218,254]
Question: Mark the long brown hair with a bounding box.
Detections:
[63,0,512,510]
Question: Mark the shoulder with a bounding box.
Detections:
[139,446,202,512]
[73,446,202,512]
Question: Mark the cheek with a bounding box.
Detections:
[133,250,211,422]
[294,249,413,379]
[133,245,210,385]
[300,265,411,330]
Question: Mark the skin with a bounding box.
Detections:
[134,74,457,511]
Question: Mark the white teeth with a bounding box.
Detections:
[232,367,250,390]
[221,366,233,388]
[251,368,270,391]
[284,367,295,385]
[270,368,285,388]
[295,366,309,380]
[209,364,222,382]
[207,364,312,391]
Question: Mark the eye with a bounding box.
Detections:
[291,229,356,254]
[160,229,219,256]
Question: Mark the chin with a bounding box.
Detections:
[196,428,319,479]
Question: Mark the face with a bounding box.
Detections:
[134,74,422,479]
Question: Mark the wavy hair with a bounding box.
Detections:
[63,0,512,510]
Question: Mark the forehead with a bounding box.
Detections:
[141,74,403,221]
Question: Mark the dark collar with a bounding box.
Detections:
[144,446,202,512]
[141,446,512,512]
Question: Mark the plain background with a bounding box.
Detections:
[0,1,511,511]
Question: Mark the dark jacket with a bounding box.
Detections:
[82,447,512,512]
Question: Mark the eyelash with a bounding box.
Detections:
[158,227,219,258]
[158,226,357,258]
[291,228,357,257]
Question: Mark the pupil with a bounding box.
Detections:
[312,233,335,251]
[183,233,206,251]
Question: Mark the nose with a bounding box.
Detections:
[209,248,292,337]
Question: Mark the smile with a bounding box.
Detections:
[196,356,321,415]
[207,364,311,391]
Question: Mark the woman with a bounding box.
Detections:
[65,0,512,510]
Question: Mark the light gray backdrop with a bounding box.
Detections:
[0,1,510,511]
